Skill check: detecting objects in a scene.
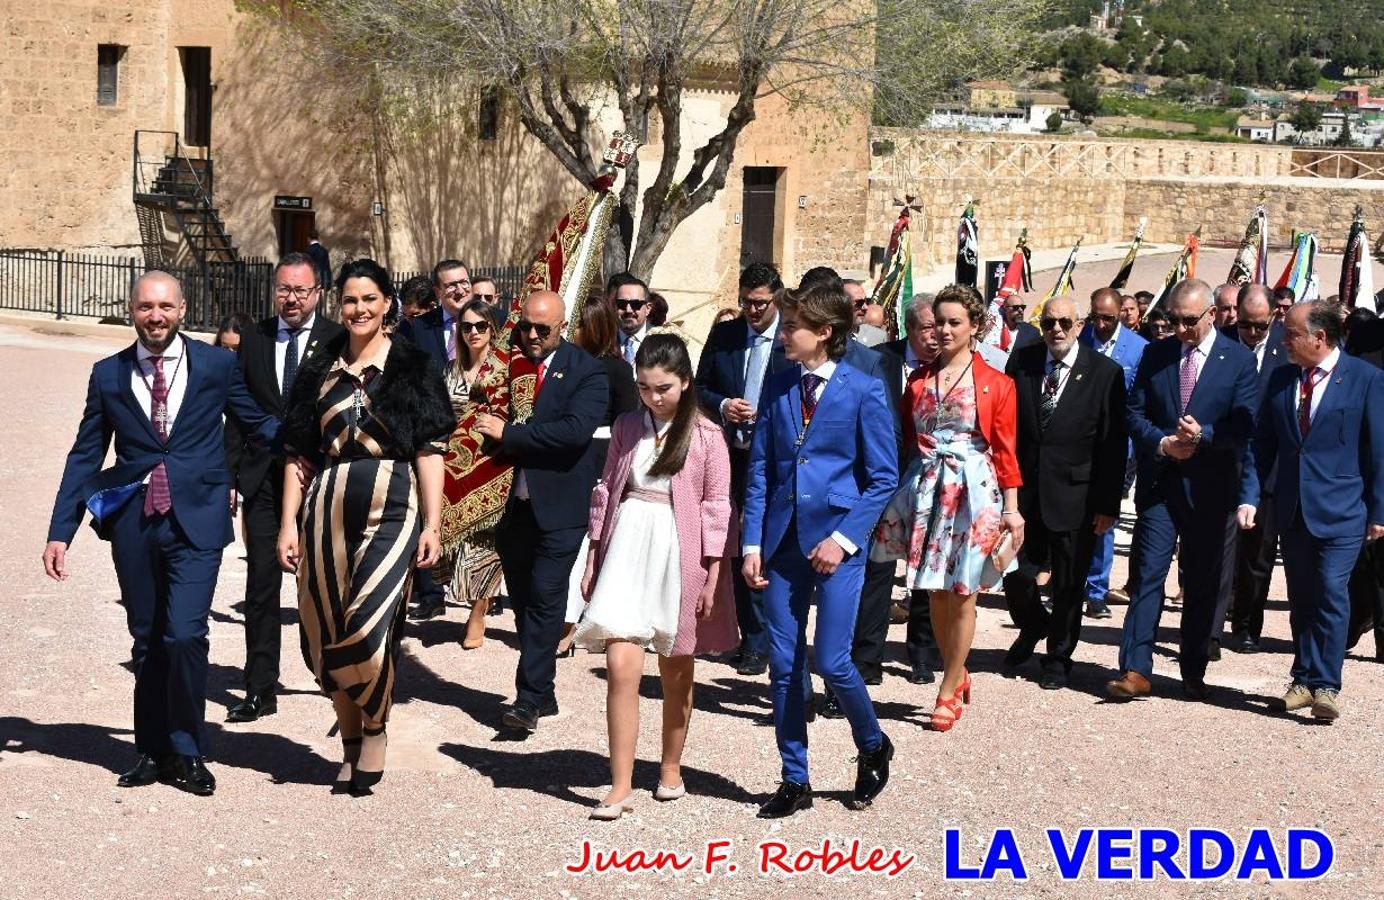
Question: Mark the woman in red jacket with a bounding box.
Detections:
[874,283,1023,732]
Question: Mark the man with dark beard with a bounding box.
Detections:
[43,271,279,795]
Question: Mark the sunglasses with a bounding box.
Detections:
[1005,304,1026,313]
[854,299,869,310]
[1039,317,1075,332]
[516,320,552,338]
[1237,321,1270,333]
[616,299,647,311]
[473,293,497,302]
[742,298,772,311]
[1090,313,1118,324]
[1172,310,1209,328]
[458,320,492,335]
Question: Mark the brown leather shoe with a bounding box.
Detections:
[1105,670,1152,700]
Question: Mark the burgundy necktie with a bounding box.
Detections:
[1298,366,1320,439]
[1178,346,1198,415]
[800,372,823,426]
[143,356,173,515]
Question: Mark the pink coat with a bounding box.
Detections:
[588,411,739,657]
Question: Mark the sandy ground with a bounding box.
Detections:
[1,308,1381,900]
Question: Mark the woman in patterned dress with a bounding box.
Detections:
[874,283,1023,732]
[434,297,512,650]
[277,259,454,794]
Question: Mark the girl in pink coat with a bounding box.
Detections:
[575,333,738,820]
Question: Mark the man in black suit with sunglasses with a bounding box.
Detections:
[610,272,652,365]
[474,291,608,733]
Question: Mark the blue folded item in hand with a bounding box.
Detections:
[86,481,143,526]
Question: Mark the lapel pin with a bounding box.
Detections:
[1075,373,1084,381]
[983,385,990,394]
[554,371,565,379]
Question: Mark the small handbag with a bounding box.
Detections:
[990,528,1021,572]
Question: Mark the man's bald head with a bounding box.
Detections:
[518,290,565,361]
[1235,283,1274,348]
[1088,286,1121,342]
[129,270,186,353]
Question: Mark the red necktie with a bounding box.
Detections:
[143,356,173,515]
[1298,366,1320,438]
[534,361,547,399]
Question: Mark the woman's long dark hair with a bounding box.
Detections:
[636,333,700,478]
[455,297,498,368]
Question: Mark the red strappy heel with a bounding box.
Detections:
[954,668,972,706]
[931,694,964,732]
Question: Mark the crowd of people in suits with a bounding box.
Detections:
[41,251,1384,820]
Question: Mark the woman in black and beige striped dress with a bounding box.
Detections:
[277,259,454,796]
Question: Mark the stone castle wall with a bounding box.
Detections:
[870,129,1384,273]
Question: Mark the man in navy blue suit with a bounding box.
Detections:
[695,261,791,676]
[742,282,897,818]
[1226,284,1291,653]
[1079,287,1148,618]
[1107,279,1259,701]
[397,259,470,621]
[1240,299,1384,720]
[43,272,278,795]
[475,290,608,733]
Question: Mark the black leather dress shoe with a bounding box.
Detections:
[117,754,172,788]
[538,698,559,718]
[737,652,768,676]
[757,781,813,818]
[501,702,540,732]
[167,756,216,796]
[850,733,893,809]
[818,692,846,719]
[908,664,935,685]
[1183,680,1210,701]
[861,671,883,687]
[1039,671,1068,690]
[1232,633,1260,654]
[1003,637,1038,672]
[225,693,277,723]
[407,598,446,621]
[1206,640,1222,662]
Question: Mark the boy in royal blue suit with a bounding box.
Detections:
[1242,299,1384,720]
[43,272,278,795]
[741,282,898,818]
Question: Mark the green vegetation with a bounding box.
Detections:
[1047,0,1384,88]
[1098,127,1249,144]
[1098,93,1240,133]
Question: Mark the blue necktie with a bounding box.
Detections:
[282,328,303,398]
[739,334,769,444]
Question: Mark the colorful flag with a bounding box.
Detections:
[1148,227,1201,311]
[983,230,1032,351]
[1280,231,1319,301]
[873,201,917,340]
[1339,210,1374,309]
[955,202,979,288]
[1110,217,1146,290]
[1227,206,1269,286]
[1030,238,1082,325]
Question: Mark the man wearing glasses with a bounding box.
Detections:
[844,279,887,347]
[471,275,509,326]
[1227,284,1290,654]
[1108,279,1259,701]
[223,253,342,723]
[999,293,1041,353]
[400,259,472,371]
[609,272,652,364]
[696,261,791,676]
[399,258,472,621]
[1078,287,1147,618]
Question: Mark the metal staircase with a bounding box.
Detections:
[132,130,238,270]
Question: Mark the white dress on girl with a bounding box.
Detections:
[573,416,683,656]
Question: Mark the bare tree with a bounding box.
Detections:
[246,0,1047,278]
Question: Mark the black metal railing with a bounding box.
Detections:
[0,251,527,331]
[0,250,273,331]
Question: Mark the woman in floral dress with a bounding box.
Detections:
[874,283,1023,731]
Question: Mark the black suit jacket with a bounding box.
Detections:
[1012,321,1041,351]
[227,312,344,498]
[502,340,609,531]
[1006,342,1128,534]
[305,242,331,289]
[397,306,450,372]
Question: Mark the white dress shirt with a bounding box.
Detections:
[618,322,650,364]
[1294,346,1341,423]
[1044,341,1082,405]
[1183,326,1219,380]
[275,312,317,387]
[132,335,189,428]
[1241,334,1269,372]
[1094,323,1122,357]
[723,311,779,448]
[744,358,859,558]
[512,348,558,501]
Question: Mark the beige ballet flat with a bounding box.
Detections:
[589,795,636,821]
[654,782,686,802]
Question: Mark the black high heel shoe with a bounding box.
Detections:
[332,736,362,795]
[350,726,387,795]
